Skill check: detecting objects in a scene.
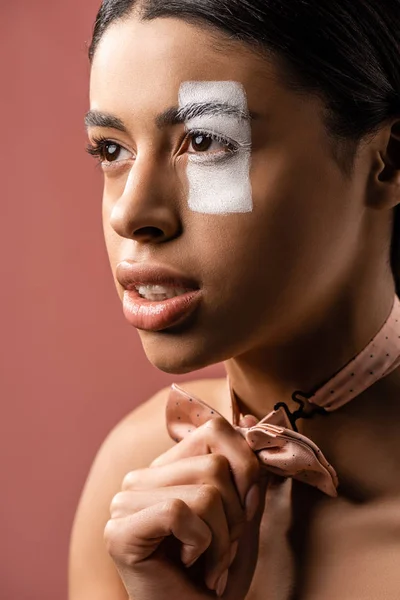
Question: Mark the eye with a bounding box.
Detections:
[186,131,238,157]
[190,133,215,153]
[86,137,133,166]
[101,141,122,162]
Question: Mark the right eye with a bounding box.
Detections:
[86,137,133,166]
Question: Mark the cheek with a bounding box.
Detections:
[186,153,253,214]
[102,197,121,269]
[245,149,361,290]
[102,193,112,247]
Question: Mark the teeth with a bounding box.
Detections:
[135,284,189,301]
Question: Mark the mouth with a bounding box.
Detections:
[116,261,202,332]
[134,283,194,302]
[122,287,201,332]
[116,260,200,293]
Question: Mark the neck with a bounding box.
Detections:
[224,280,400,500]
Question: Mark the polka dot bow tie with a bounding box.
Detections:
[166,295,400,498]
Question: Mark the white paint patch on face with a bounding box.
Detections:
[178,81,253,214]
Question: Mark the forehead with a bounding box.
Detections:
[90,16,277,113]
[89,15,328,150]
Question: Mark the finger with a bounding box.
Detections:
[122,454,246,541]
[104,498,212,567]
[238,414,259,428]
[109,485,231,590]
[151,416,261,506]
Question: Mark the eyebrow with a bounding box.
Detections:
[85,102,252,132]
[157,102,253,127]
[84,110,127,132]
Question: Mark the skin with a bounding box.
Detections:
[82,13,400,600]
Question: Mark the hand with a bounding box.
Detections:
[104,415,269,600]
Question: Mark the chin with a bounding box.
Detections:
[151,361,200,375]
[146,347,213,375]
[138,329,224,375]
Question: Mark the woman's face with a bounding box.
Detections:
[88,16,371,373]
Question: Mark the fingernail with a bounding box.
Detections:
[181,544,201,568]
[184,554,200,568]
[245,484,260,521]
[229,540,239,566]
[216,569,228,597]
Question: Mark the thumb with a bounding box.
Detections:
[238,414,259,428]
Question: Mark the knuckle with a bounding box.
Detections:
[121,552,141,569]
[197,483,221,506]
[162,497,187,521]
[103,519,119,553]
[103,519,133,564]
[206,453,230,478]
[121,469,140,490]
[103,518,114,540]
[109,492,126,518]
[206,416,229,434]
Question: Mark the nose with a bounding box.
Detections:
[108,157,182,243]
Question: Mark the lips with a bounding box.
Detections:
[116,261,202,332]
[116,261,200,292]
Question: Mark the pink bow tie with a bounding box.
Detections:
[166,384,339,497]
[165,296,400,499]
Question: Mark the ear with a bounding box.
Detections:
[367,119,400,210]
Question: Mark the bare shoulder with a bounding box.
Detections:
[68,376,227,600]
[108,375,228,460]
[124,375,231,429]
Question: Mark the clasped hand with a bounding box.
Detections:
[104,414,269,599]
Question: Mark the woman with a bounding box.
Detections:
[69,1,400,598]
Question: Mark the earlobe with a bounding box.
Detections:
[369,120,400,210]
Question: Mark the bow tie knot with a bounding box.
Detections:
[166,384,338,497]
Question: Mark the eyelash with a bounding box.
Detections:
[86,136,122,168]
[187,129,239,154]
[86,130,239,167]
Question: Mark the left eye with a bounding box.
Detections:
[187,132,236,155]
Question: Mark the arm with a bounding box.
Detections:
[68,386,175,600]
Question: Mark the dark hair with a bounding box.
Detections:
[88,0,400,292]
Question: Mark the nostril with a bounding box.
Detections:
[133,226,165,241]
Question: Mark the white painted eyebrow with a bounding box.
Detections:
[175,101,252,122]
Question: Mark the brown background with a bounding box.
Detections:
[0,3,223,598]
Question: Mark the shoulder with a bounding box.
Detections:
[80,375,228,495]
[68,376,227,600]
[90,376,228,473]
[124,375,230,432]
